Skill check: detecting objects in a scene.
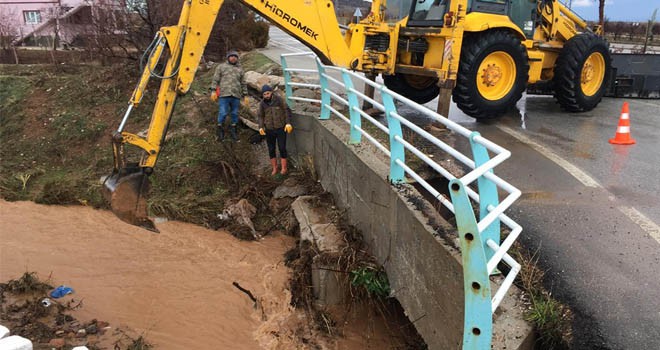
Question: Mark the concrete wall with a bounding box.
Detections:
[289,112,534,349]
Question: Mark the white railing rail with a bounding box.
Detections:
[281,52,524,350]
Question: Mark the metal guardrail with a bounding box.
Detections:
[281,52,523,349]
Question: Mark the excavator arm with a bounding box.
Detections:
[104,0,369,230]
[104,0,612,230]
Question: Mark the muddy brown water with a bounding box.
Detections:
[0,200,405,349]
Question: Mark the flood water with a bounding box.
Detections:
[0,200,405,349]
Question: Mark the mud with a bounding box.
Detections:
[0,200,419,349]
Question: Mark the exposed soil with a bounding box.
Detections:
[0,200,421,349]
[0,54,428,349]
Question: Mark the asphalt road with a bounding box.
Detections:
[455,97,660,349]
[260,25,660,349]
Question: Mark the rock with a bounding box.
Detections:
[85,323,98,335]
[245,71,286,92]
[269,197,294,214]
[291,196,343,253]
[267,75,285,88]
[273,183,308,199]
[48,338,66,348]
[262,64,283,76]
[292,88,321,113]
[245,71,264,91]
[76,329,86,338]
[293,88,318,100]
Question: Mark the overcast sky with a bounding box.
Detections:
[568,0,659,22]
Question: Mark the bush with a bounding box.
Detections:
[35,180,80,205]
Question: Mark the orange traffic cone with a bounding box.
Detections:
[609,102,636,145]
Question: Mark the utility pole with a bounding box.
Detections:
[643,8,658,54]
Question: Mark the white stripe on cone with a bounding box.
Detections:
[617,126,630,133]
[621,113,630,120]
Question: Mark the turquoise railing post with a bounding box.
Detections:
[280,56,294,109]
[381,87,405,184]
[341,70,361,144]
[469,131,500,262]
[316,60,331,120]
[449,179,493,350]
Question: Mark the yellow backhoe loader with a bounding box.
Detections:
[105,0,611,230]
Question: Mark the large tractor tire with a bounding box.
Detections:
[383,73,440,104]
[553,33,611,112]
[453,30,529,120]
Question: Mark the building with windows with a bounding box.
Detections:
[0,0,124,47]
[0,1,82,45]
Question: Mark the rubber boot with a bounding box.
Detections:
[280,158,288,176]
[270,158,278,176]
[216,125,224,141]
[230,124,238,142]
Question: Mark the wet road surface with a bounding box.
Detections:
[449,96,660,349]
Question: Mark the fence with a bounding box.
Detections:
[281,52,524,349]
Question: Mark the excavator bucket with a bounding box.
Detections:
[102,170,158,232]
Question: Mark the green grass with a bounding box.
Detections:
[239,51,279,73]
[49,111,108,143]
[0,63,241,222]
[350,265,391,298]
[509,243,573,349]
[526,292,573,350]
[0,76,30,106]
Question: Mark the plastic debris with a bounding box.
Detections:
[49,286,74,299]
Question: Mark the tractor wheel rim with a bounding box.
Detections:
[477,51,516,101]
[581,52,606,97]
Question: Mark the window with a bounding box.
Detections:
[23,11,41,25]
[383,0,413,22]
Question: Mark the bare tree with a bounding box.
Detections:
[69,0,268,63]
[628,22,642,41]
[0,7,19,49]
[613,21,626,41]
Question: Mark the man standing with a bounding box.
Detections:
[258,85,293,176]
[210,50,248,141]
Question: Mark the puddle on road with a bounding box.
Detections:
[0,200,408,349]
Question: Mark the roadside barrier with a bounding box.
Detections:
[282,52,524,349]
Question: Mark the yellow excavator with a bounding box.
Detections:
[105,0,611,230]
